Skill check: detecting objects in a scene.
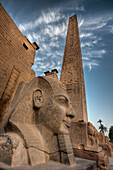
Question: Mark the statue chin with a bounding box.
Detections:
[59,123,70,135]
[0,76,76,167]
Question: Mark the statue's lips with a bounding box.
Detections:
[63,120,71,128]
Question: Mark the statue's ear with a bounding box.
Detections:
[33,89,43,108]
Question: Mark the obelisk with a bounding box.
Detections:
[60,15,88,122]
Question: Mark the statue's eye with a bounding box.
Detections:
[57,96,68,105]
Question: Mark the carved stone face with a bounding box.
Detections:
[0,77,75,166]
[34,84,75,135]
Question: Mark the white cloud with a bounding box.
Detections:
[43,22,67,38]
[35,57,42,61]
[79,19,84,28]
[90,23,107,30]
[80,33,93,38]
[82,22,107,31]
[41,9,62,24]
[39,63,50,69]
[109,25,113,34]
[80,14,113,32]
[82,57,89,61]
[63,4,85,12]
[81,42,93,48]
[18,9,65,32]
[79,14,110,71]
[58,60,61,65]
[75,6,85,11]
[32,33,41,41]
[49,41,60,48]
[35,56,47,62]
[27,34,33,42]
[84,50,106,58]
[83,61,99,71]
[20,9,68,65]
[81,35,102,47]
[18,7,112,75]
[82,49,106,71]
[93,40,98,44]
[48,61,55,69]
[82,17,105,27]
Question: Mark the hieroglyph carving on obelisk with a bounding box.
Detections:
[60,15,88,122]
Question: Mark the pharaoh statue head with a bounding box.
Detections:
[0,76,76,167]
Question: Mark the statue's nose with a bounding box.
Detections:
[66,107,75,119]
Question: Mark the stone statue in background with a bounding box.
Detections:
[87,122,99,147]
[0,76,76,167]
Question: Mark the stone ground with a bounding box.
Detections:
[0,158,96,170]
[1,154,113,169]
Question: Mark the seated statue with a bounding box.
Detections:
[0,76,76,167]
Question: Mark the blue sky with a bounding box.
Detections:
[1,0,113,135]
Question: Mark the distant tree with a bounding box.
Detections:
[103,126,107,133]
[109,126,113,142]
[97,119,103,126]
[97,119,107,134]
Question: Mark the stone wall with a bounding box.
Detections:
[0,3,39,126]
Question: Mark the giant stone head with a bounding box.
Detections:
[0,76,76,167]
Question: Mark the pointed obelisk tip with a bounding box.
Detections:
[69,14,77,20]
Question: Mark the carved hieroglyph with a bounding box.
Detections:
[0,76,76,167]
[60,15,88,122]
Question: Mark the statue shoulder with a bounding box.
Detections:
[0,133,28,166]
[0,134,13,165]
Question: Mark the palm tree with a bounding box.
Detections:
[97,119,103,126]
[103,126,107,133]
[97,119,107,134]
[99,124,104,133]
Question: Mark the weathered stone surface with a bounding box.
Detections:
[105,136,110,145]
[69,122,111,169]
[99,144,112,157]
[60,15,88,123]
[69,122,87,149]
[0,135,13,165]
[87,122,99,147]
[73,149,109,170]
[0,3,39,127]
[98,133,105,145]
[110,142,113,149]
[70,122,101,151]
[0,158,97,170]
[109,156,113,170]
[98,133,112,156]
[0,76,76,167]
